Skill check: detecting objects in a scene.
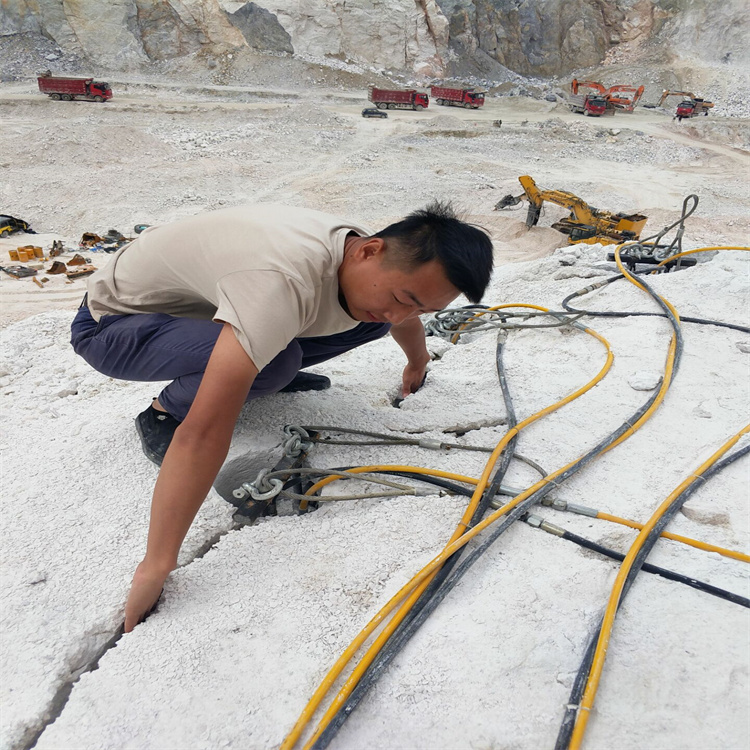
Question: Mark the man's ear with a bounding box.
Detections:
[359,236,386,260]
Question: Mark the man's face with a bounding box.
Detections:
[340,238,460,325]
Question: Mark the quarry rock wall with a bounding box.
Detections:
[1,0,747,77]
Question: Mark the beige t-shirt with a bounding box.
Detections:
[87,204,372,370]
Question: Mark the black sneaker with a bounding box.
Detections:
[279,371,331,393]
[135,404,181,466]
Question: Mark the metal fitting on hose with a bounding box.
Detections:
[575,280,608,297]
[541,497,567,511]
[524,513,566,537]
[417,438,444,451]
[541,496,598,517]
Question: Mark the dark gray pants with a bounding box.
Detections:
[70,305,390,421]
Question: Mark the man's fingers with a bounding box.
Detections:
[124,577,165,632]
[402,372,427,396]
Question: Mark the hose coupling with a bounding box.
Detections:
[576,280,608,296]
[418,438,444,451]
[282,425,313,458]
[524,514,565,537]
[541,497,568,511]
[566,502,598,517]
[540,497,597,517]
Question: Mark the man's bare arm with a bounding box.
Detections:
[389,316,431,396]
[124,323,258,632]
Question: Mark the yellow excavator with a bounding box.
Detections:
[494,175,648,245]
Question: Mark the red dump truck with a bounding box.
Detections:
[430,86,485,109]
[567,93,608,116]
[37,75,113,102]
[368,86,429,111]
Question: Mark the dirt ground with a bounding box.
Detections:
[1,78,748,328]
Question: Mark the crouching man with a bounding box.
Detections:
[71,201,493,631]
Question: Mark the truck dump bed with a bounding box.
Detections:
[37,77,92,95]
[368,87,415,104]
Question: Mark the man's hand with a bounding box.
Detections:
[401,358,429,397]
[124,561,170,632]
[389,316,431,397]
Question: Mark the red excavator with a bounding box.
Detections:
[606,84,644,112]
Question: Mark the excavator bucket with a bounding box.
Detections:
[494,194,522,210]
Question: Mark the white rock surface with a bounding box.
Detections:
[3,248,749,750]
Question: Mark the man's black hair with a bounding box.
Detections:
[374,200,493,303]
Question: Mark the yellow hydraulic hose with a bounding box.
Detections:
[569,423,750,750]
[308,470,750,563]
[297,248,673,746]
[301,345,673,750]
[579,246,679,462]
[595,512,750,563]
[304,465,480,498]
[652,245,750,270]
[289,246,685,748]
[282,316,615,750]
[284,244,744,750]
[299,466,481,512]
[564,241,733,749]
[294,473,589,750]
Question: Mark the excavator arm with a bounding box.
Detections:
[517,175,596,228]
[606,85,644,109]
[495,176,647,245]
[571,78,606,96]
[659,90,695,107]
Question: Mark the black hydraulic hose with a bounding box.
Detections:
[556,528,749,608]
[561,277,750,334]
[472,332,520,523]
[318,469,475,499]
[639,194,698,253]
[375,472,475,497]
[311,333,520,750]
[312,274,685,750]
[312,465,542,501]
[554,630,598,750]
[554,442,750,750]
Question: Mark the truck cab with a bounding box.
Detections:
[675,100,695,120]
[585,96,607,116]
[89,81,112,100]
